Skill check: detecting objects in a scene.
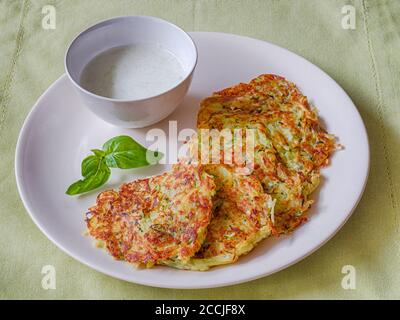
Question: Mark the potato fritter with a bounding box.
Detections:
[86,164,216,268]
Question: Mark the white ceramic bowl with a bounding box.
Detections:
[65,16,197,128]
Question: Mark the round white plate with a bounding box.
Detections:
[15,32,369,289]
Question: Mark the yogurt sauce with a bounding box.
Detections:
[80,43,186,100]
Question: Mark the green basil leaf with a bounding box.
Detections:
[104,149,162,168]
[81,155,101,177]
[66,135,163,196]
[104,150,147,168]
[103,135,147,154]
[91,149,105,158]
[66,158,110,195]
[103,135,163,168]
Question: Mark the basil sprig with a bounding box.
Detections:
[66,135,162,195]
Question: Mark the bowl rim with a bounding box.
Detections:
[64,15,198,103]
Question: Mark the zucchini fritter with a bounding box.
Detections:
[197,74,336,233]
[165,165,275,270]
[86,164,216,268]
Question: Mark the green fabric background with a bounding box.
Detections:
[0,0,399,299]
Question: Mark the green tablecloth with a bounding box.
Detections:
[1,0,399,299]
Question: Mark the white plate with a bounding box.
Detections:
[15,32,369,289]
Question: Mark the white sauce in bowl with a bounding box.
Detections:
[79,44,186,100]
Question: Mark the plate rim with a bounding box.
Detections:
[15,31,370,289]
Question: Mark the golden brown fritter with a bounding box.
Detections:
[197,74,336,233]
[86,164,216,268]
[164,165,274,270]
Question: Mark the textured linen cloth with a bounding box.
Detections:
[0,0,399,299]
